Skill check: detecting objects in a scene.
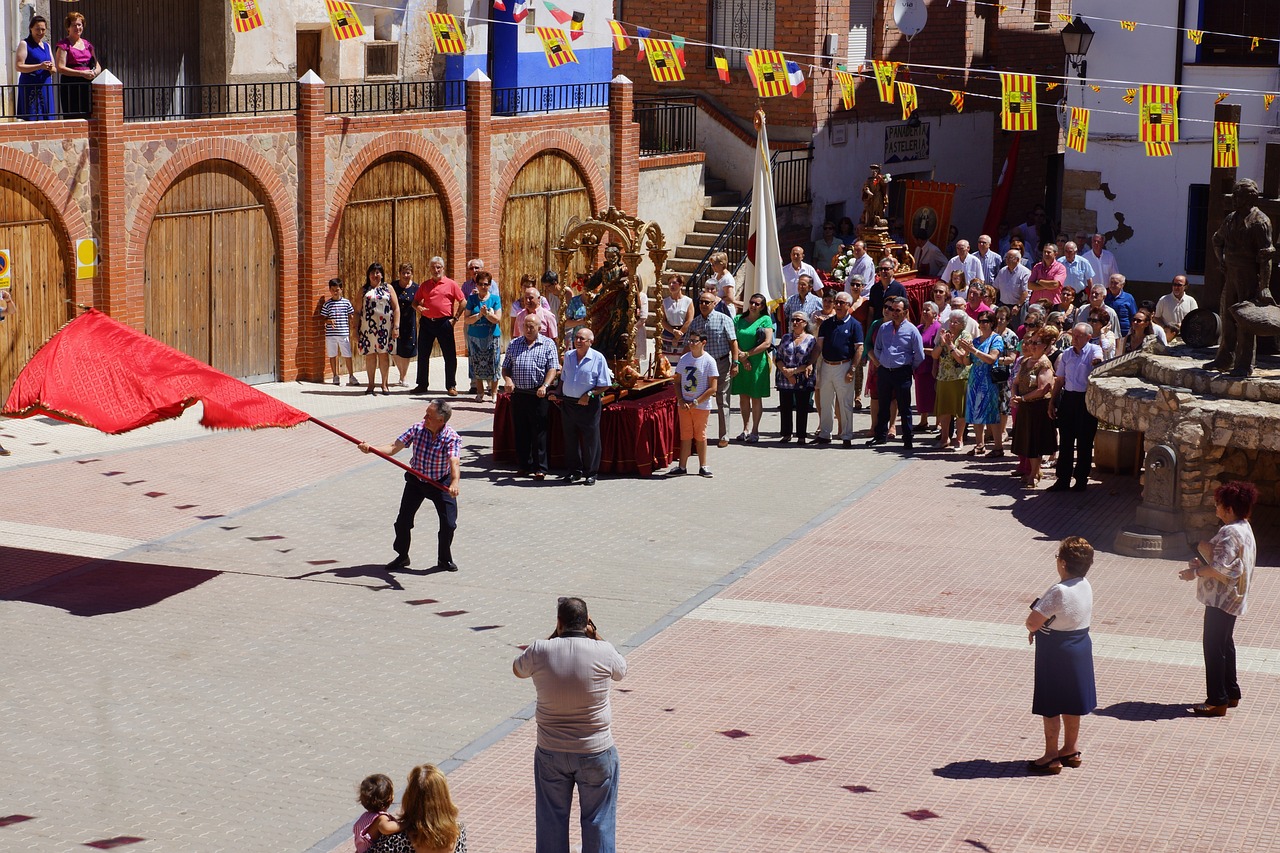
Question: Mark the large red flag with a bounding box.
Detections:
[3,309,310,434]
[981,132,1022,238]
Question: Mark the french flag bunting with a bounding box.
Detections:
[786,60,806,98]
[512,0,531,21]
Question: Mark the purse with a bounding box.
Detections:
[990,362,1011,383]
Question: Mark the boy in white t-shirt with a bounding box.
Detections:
[672,332,719,478]
[319,278,356,386]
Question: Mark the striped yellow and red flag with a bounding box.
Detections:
[1000,72,1036,131]
[949,90,964,113]
[1057,13,1071,23]
[1145,141,1172,157]
[1138,84,1179,142]
[1251,37,1261,51]
[1067,107,1090,154]
[427,13,466,54]
[714,51,730,85]
[1120,20,1136,32]
[1213,122,1239,169]
[835,67,856,109]
[1216,92,1230,104]
[1266,94,1276,111]
[1089,84,1101,93]
[1187,29,1203,45]
[325,0,365,40]
[643,39,684,82]
[872,60,897,103]
[1123,88,1137,104]
[608,20,628,51]
[897,81,917,120]
[536,26,577,67]
[747,49,791,98]
[229,0,264,32]
[1045,81,1059,91]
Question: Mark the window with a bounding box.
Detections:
[972,5,997,64]
[365,41,399,78]
[1033,0,1052,29]
[847,0,874,68]
[1197,0,1280,66]
[1185,184,1209,274]
[708,0,776,70]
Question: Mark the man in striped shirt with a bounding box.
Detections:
[359,399,462,572]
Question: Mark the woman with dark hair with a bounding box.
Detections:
[1025,536,1097,774]
[54,11,100,118]
[392,263,418,387]
[729,293,774,442]
[912,300,941,433]
[835,216,856,245]
[463,271,502,402]
[993,305,1020,448]
[358,262,399,395]
[1179,480,1259,717]
[659,275,693,356]
[16,15,56,120]
[368,764,467,853]
[1011,326,1059,487]
[775,311,816,443]
[958,310,1005,456]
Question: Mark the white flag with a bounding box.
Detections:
[740,111,784,304]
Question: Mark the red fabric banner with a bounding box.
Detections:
[902,180,959,251]
[2,309,310,434]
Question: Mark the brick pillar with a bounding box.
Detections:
[89,72,127,321]
[462,70,494,356]
[610,75,639,215]
[296,71,328,381]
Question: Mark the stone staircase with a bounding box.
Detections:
[664,173,743,280]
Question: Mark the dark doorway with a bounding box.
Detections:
[297,30,322,78]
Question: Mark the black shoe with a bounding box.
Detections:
[843,439,852,448]
[1046,480,1070,492]
[411,385,429,394]
[903,441,914,452]
[584,476,597,485]
[780,435,792,443]
[866,437,887,447]
[386,554,410,570]
[560,472,582,483]
[1070,481,1088,492]
[437,561,459,573]
[814,436,831,445]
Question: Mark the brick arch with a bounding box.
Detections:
[0,147,94,304]
[492,133,609,226]
[325,133,466,275]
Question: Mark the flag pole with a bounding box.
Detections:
[306,416,449,492]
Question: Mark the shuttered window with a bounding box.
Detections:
[847,0,874,68]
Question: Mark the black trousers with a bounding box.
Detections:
[1054,390,1097,484]
[511,391,550,473]
[875,364,914,442]
[778,388,812,439]
[392,471,457,566]
[417,316,458,390]
[1203,605,1241,706]
[560,396,602,476]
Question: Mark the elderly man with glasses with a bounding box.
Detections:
[868,296,926,451]
[1153,275,1197,340]
[687,290,740,448]
[557,328,614,486]
[814,292,864,446]
[870,260,908,322]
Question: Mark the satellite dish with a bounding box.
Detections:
[894,0,927,38]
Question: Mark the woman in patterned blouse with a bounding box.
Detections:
[368,764,467,853]
[775,311,816,443]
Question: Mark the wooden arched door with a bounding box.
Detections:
[144,161,278,382]
[499,152,591,342]
[0,171,70,399]
[338,154,447,303]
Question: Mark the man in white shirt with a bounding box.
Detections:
[941,239,985,290]
[914,234,948,278]
[842,240,876,296]
[1153,275,1198,340]
[974,234,1003,287]
[782,246,819,299]
[994,250,1031,309]
[1056,241,1096,305]
[1084,233,1119,284]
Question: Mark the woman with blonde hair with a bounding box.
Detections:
[708,250,740,316]
[369,764,467,853]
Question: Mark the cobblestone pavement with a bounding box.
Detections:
[2,362,1276,853]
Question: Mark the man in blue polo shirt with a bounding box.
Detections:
[814,292,864,446]
[1104,273,1138,336]
[868,296,925,451]
[557,328,614,486]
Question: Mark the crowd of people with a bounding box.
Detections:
[15,12,101,120]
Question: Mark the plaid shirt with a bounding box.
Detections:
[397,422,462,482]
[502,334,560,389]
[688,309,735,358]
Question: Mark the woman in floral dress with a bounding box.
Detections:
[358,262,399,395]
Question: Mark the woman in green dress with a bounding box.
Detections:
[729,293,775,442]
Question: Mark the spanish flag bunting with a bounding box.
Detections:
[714,50,730,85]
[1045,81,1059,91]
[1089,84,1101,93]
[1138,84,1178,142]
[325,0,365,40]
[1213,121,1239,169]
[536,26,577,67]
[949,90,964,113]
[1144,141,1171,157]
[835,67,856,109]
[1216,92,1230,104]
[1067,107,1089,154]
[608,19,627,50]
[671,35,687,67]
[1000,72,1036,131]
[427,13,466,54]
[569,11,585,40]
[543,1,572,25]
[896,81,917,120]
[747,49,791,98]
[871,60,897,104]
[1123,89,1136,105]
[1187,29,1203,45]
[1251,37,1261,51]
[1120,20,1136,32]
[229,0,264,32]
[1266,94,1276,111]
[643,39,684,82]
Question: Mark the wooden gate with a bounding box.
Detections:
[0,172,70,400]
[499,152,591,342]
[144,161,277,382]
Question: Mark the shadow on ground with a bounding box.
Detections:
[1093,701,1191,721]
[932,758,1040,779]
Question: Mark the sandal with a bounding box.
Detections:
[987,448,1006,458]
[1027,757,1062,775]
[1057,751,1082,768]
[966,445,984,456]
[734,432,748,442]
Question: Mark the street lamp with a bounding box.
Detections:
[1061,15,1094,81]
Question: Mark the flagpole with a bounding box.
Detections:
[306,416,449,492]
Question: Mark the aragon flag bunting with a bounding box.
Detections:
[835,67,856,109]
[949,90,964,113]
[1066,107,1090,154]
[427,13,466,54]
[229,0,264,32]
[747,50,791,98]
[643,39,684,82]
[872,60,897,103]
[1144,141,1172,157]
[608,20,628,50]
[536,26,578,67]
[896,81,917,120]
[1138,85,1179,143]
[325,0,365,40]
[1000,72,1036,131]
[1213,122,1239,169]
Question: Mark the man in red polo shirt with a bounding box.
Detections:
[412,255,466,395]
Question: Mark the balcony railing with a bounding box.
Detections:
[123,83,297,121]
[492,82,609,116]
[773,145,813,208]
[633,97,697,156]
[326,80,465,115]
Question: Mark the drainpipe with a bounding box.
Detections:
[1174,0,1186,90]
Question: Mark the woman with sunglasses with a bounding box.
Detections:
[1124,307,1167,353]
[729,294,775,442]
[775,312,816,443]
[957,310,1005,456]
[1087,311,1117,360]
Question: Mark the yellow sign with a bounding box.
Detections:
[0,249,10,287]
[76,238,98,280]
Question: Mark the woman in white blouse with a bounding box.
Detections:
[708,251,740,317]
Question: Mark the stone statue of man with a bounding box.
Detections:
[1208,178,1275,376]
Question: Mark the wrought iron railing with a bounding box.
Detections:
[492,82,609,116]
[633,96,697,155]
[772,145,813,208]
[326,80,464,115]
[123,82,297,121]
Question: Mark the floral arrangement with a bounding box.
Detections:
[831,245,858,279]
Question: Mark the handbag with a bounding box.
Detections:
[990,362,1011,383]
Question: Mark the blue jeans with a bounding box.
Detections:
[534,745,619,853]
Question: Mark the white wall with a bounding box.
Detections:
[695,111,756,195]
[636,159,706,284]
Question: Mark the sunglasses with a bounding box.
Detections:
[749,301,765,307]
[698,300,714,305]
[791,318,807,323]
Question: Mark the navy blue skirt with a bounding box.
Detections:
[1032,627,1097,717]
